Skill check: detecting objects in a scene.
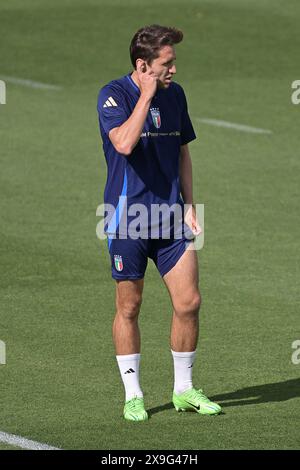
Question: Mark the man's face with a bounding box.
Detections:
[148,45,177,89]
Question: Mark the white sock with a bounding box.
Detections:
[116,353,143,402]
[171,349,197,394]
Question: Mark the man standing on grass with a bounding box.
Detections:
[97,25,221,421]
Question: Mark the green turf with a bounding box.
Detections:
[0,0,299,450]
[0,443,21,450]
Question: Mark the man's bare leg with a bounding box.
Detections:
[163,244,201,353]
[113,279,148,420]
[113,279,144,355]
[163,243,222,414]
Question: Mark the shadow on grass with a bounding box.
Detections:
[148,378,300,416]
[148,402,174,417]
[211,377,300,408]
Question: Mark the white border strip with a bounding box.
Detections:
[196,117,272,134]
[0,431,61,450]
[0,75,62,90]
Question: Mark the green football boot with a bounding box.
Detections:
[123,397,148,422]
[173,388,222,415]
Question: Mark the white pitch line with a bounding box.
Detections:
[0,75,62,90]
[196,117,272,135]
[0,431,61,450]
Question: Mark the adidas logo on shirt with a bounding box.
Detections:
[103,96,118,108]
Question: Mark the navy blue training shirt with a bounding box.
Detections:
[97,72,196,238]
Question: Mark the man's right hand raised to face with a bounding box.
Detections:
[136,60,158,100]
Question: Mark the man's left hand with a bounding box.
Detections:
[184,204,202,236]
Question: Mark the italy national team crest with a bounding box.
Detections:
[150,107,161,128]
[114,255,123,272]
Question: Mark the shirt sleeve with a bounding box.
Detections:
[97,85,128,135]
[177,85,196,146]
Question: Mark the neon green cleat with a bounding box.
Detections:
[123,397,148,422]
[173,388,222,415]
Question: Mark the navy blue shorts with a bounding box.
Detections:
[107,237,193,280]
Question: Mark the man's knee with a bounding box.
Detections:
[116,294,143,320]
[174,290,201,318]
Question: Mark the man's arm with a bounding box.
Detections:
[179,144,201,235]
[109,94,152,155]
[179,144,194,205]
[109,64,157,156]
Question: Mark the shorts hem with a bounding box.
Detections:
[160,239,191,278]
[112,274,145,281]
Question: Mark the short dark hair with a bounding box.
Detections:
[129,25,183,69]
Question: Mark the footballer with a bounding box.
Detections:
[97,25,221,421]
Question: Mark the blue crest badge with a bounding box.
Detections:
[150,107,161,129]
